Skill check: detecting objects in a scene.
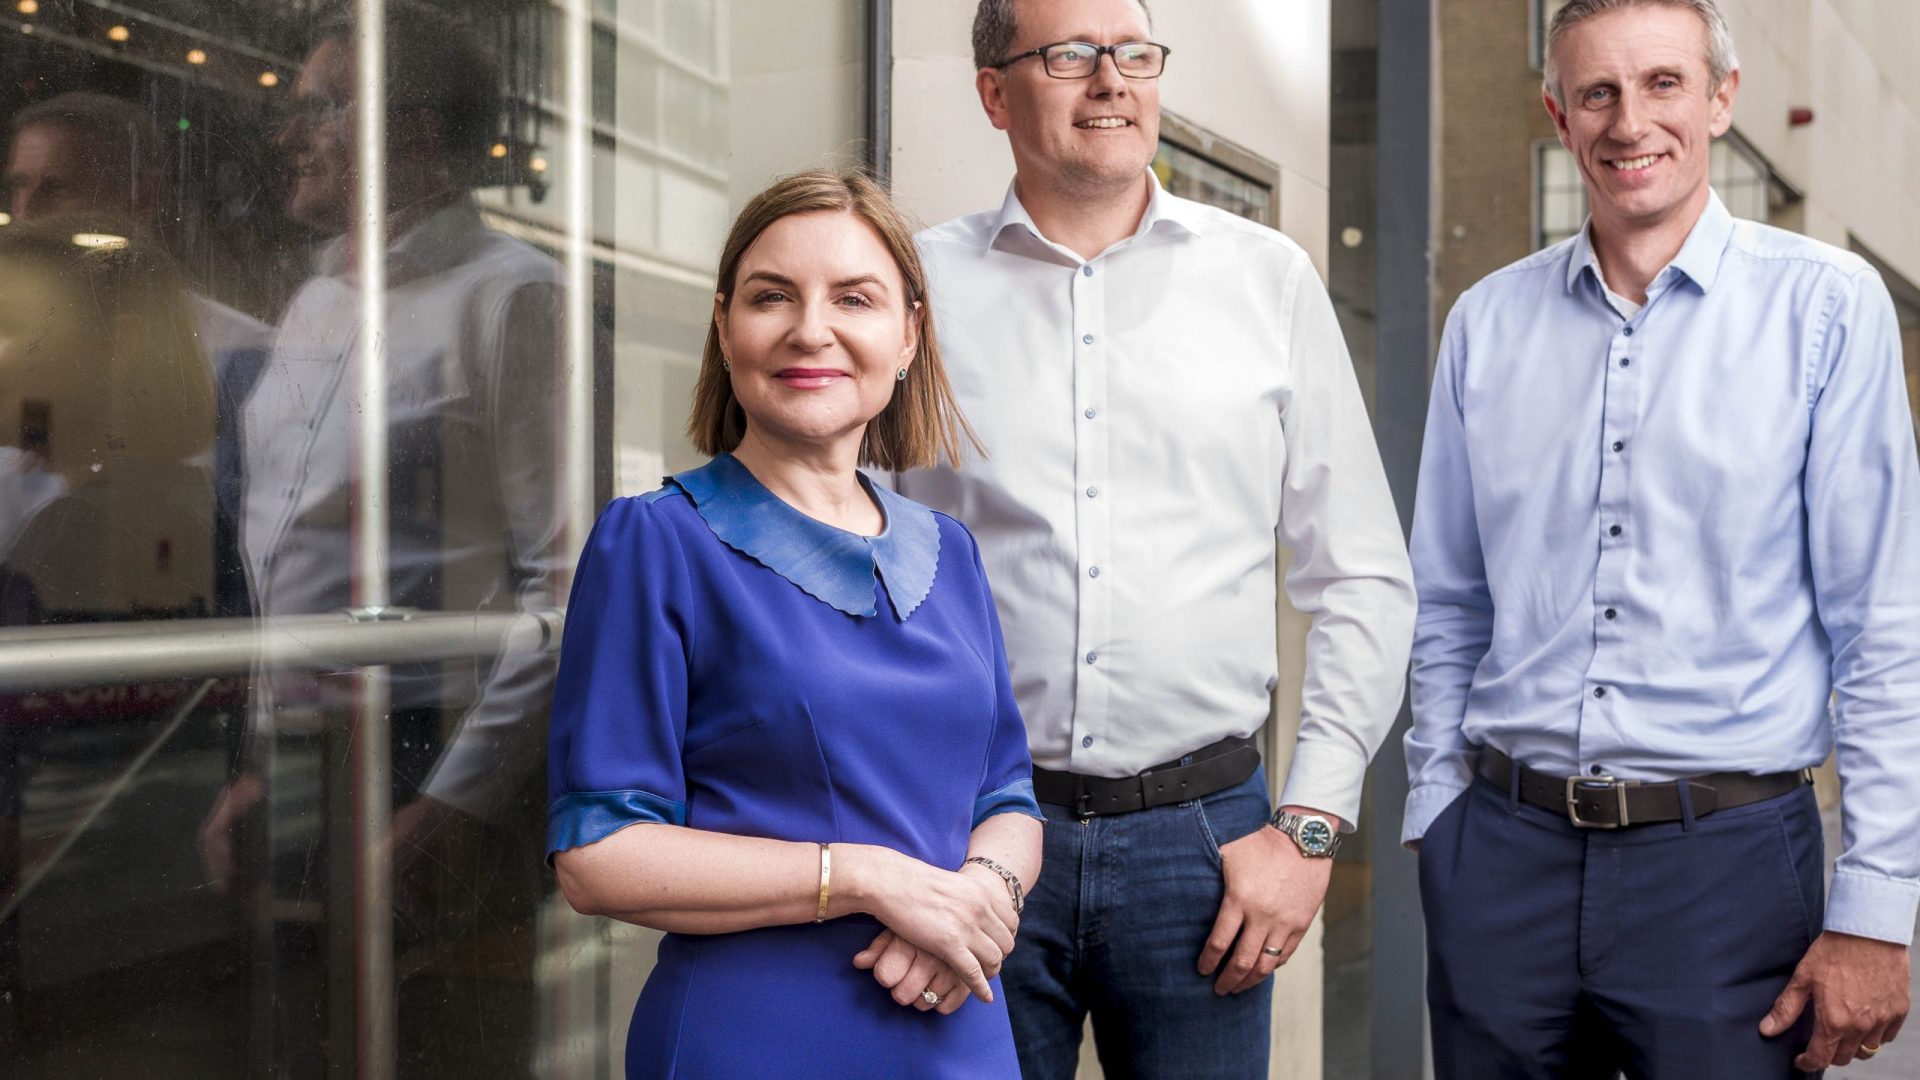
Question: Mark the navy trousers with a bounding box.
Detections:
[1420,774,1825,1079]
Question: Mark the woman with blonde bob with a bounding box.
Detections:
[547,170,1041,1078]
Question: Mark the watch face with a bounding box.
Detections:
[1297,817,1335,856]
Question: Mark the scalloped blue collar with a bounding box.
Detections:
[667,454,941,620]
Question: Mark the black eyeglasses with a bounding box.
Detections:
[992,40,1172,80]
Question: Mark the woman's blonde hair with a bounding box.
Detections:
[685,169,978,471]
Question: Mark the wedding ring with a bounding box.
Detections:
[1261,945,1284,958]
[921,989,942,1006]
[1860,1044,1881,1057]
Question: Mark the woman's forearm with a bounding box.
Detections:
[554,822,902,935]
[962,812,1042,903]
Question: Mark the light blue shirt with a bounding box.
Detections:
[1403,192,1920,945]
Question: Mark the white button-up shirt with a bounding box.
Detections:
[899,179,1415,826]
[242,202,565,821]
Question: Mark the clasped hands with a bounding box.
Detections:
[851,858,1019,1016]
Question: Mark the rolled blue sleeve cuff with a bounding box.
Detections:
[546,788,687,859]
[972,779,1043,828]
[1401,781,1471,848]
[1825,869,1920,946]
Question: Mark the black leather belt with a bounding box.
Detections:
[1033,735,1260,820]
[1480,748,1812,829]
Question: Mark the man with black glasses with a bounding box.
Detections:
[895,1,1416,1075]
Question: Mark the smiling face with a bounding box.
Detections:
[276,37,356,231]
[977,0,1160,201]
[1545,3,1737,238]
[715,210,920,458]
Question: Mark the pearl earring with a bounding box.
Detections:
[896,367,908,381]
[722,358,731,373]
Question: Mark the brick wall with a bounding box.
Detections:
[1437,0,1563,321]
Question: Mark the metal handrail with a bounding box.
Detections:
[0,608,565,694]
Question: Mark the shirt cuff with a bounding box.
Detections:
[1825,869,1920,946]
[1277,737,1371,831]
[1401,780,1471,848]
[546,788,687,861]
[973,778,1044,828]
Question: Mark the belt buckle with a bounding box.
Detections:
[1565,775,1635,829]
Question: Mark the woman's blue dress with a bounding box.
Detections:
[547,454,1041,1079]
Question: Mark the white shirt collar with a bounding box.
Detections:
[985,170,1205,263]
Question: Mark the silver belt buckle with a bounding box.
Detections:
[1566,774,1636,828]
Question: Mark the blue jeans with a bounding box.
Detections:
[1421,775,1825,1079]
[1004,766,1274,1080]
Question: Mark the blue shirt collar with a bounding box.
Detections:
[667,454,941,620]
[1565,188,1734,296]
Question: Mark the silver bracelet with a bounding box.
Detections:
[963,856,1025,915]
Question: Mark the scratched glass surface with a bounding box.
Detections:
[0,1,864,1075]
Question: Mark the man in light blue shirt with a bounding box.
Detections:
[1405,1,1918,1076]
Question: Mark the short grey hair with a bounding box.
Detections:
[972,0,1154,71]
[1543,0,1739,107]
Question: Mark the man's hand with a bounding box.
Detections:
[197,773,268,897]
[1759,930,1910,1069]
[1197,807,1338,995]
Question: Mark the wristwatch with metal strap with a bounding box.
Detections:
[1268,809,1341,858]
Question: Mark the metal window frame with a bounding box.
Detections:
[1156,110,1281,225]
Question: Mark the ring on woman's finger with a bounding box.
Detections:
[921,989,942,1007]
[1261,945,1284,958]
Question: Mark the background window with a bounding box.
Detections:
[1533,0,1571,70]
[1154,113,1279,227]
[1153,141,1274,226]
[1533,130,1789,249]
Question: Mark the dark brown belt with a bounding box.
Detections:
[1033,734,1260,820]
[1480,748,1812,829]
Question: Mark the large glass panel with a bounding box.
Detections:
[0,0,866,1075]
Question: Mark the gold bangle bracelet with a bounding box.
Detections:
[813,843,832,923]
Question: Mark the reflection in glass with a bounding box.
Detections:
[1,0,868,1072]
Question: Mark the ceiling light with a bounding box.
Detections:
[186,49,207,65]
[72,233,130,250]
[259,71,279,87]
[108,24,130,42]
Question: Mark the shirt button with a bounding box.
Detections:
[1082,334,1095,345]
[1084,407,1096,419]
[1604,608,1618,620]
[1609,524,1623,537]
[1082,734,1095,747]
[1593,687,1608,698]
[1082,265,1094,277]
[1086,486,1099,498]
[1590,764,1605,776]
[1612,441,1625,452]
[1623,326,1635,337]
[1085,651,1099,665]
[1619,357,1631,368]
[1088,565,1101,578]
